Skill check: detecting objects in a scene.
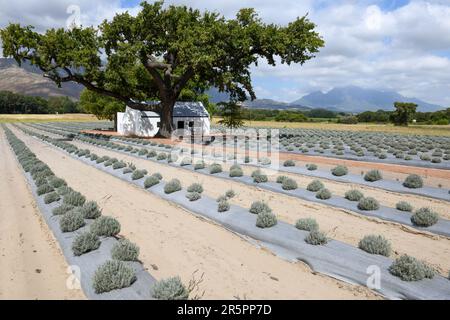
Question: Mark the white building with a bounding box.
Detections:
[117,102,210,138]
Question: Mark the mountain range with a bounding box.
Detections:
[0,58,443,112]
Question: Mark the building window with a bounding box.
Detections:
[156,122,160,128]
[188,121,194,128]
[177,121,185,129]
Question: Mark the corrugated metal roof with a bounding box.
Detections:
[142,101,209,117]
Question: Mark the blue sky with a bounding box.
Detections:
[1,0,449,106]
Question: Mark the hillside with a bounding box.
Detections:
[0,58,83,100]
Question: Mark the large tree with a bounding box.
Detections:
[0,1,324,137]
[390,102,417,126]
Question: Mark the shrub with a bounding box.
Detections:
[225,189,236,199]
[186,192,201,201]
[276,175,288,184]
[194,160,205,170]
[123,167,133,174]
[217,200,230,212]
[209,163,222,174]
[357,197,380,211]
[251,169,268,183]
[44,192,60,204]
[345,189,364,201]
[37,184,54,196]
[358,235,391,256]
[306,164,318,171]
[164,179,182,194]
[90,216,121,237]
[307,180,324,192]
[216,195,227,202]
[112,161,126,170]
[144,176,160,188]
[180,157,192,166]
[229,166,243,177]
[295,218,318,231]
[389,255,436,281]
[80,201,102,219]
[316,188,332,200]
[52,203,74,215]
[131,169,147,180]
[249,201,272,214]
[364,170,383,182]
[331,165,348,176]
[60,209,85,232]
[147,150,157,158]
[63,191,86,207]
[283,159,295,167]
[157,153,167,160]
[187,183,203,193]
[138,149,148,156]
[305,230,328,245]
[72,232,101,256]
[111,239,140,261]
[152,172,163,180]
[282,178,298,190]
[432,157,441,163]
[152,276,189,300]
[34,177,48,187]
[256,211,277,228]
[396,201,413,212]
[411,207,439,227]
[92,260,136,294]
[403,174,423,189]
[48,176,66,188]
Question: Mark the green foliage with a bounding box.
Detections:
[79,89,125,123]
[331,165,348,176]
[72,232,101,256]
[396,201,413,212]
[357,197,380,211]
[80,201,102,219]
[403,174,424,189]
[229,164,243,177]
[131,169,147,180]
[249,201,271,214]
[194,160,206,170]
[283,159,295,167]
[186,192,202,201]
[63,191,86,206]
[112,161,126,170]
[48,176,67,188]
[90,216,121,237]
[256,211,277,228]
[306,163,317,171]
[295,218,319,231]
[251,169,268,183]
[111,239,140,261]
[164,179,182,194]
[345,189,364,201]
[37,183,54,196]
[358,235,391,256]
[225,189,236,199]
[315,188,332,200]
[217,102,244,129]
[209,163,223,174]
[337,116,358,124]
[152,172,163,180]
[305,230,328,245]
[282,178,298,190]
[93,260,136,294]
[391,102,417,126]
[307,180,324,192]
[60,209,85,232]
[187,183,203,193]
[144,176,160,188]
[217,200,230,212]
[152,276,189,300]
[44,192,60,204]
[389,254,436,281]
[411,207,439,227]
[364,170,383,182]
[52,203,74,215]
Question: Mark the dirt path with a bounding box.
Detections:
[0,129,84,300]
[20,125,450,276]
[8,125,381,299]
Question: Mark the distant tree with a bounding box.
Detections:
[275,110,308,122]
[0,1,324,136]
[47,96,79,113]
[218,102,244,129]
[303,108,337,118]
[79,89,126,129]
[338,116,358,124]
[390,102,417,126]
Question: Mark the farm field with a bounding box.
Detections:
[1,119,449,300]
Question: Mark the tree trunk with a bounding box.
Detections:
[157,100,175,138]
[113,113,118,131]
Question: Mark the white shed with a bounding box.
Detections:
[117,102,210,138]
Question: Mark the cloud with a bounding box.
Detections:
[0,0,449,106]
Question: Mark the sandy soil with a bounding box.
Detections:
[0,129,84,300]
[22,127,450,276]
[7,125,382,299]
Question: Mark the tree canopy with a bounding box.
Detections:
[0,1,324,136]
[390,102,417,126]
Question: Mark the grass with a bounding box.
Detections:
[0,113,101,123]
[212,118,450,136]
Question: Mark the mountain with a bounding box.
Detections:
[292,86,442,112]
[0,58,83,100]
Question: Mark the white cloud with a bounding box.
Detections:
[0,0,449,106]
